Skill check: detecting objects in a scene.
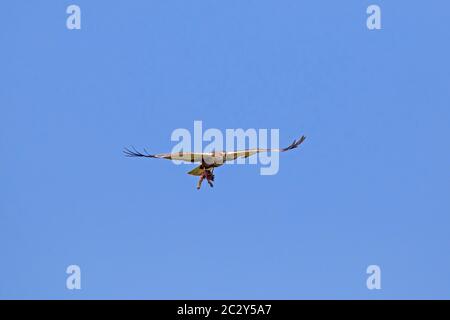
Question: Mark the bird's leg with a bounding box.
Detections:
[197,174,205,190]
[206,170,214,188]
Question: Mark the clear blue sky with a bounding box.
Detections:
[1,1,449,299]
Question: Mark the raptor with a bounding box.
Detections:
[124,135,306,189]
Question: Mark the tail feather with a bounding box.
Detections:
[187,165,204,176]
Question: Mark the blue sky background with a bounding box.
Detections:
[1,1,449,299]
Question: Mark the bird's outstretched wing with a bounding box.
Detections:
[222,135,306,162]
[123,147,210,163]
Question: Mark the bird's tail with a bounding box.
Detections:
[187,165,204,176]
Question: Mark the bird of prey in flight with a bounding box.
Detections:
[124,135,306,189]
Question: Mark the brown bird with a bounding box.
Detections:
[124,135,306,189]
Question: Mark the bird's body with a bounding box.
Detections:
[124,135,306,189]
